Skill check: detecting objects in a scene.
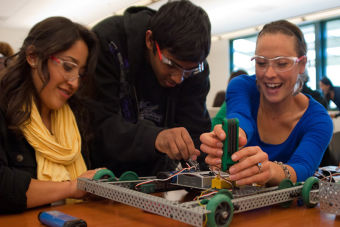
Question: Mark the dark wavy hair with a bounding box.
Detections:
[149,0,211,62]
[0,16,98,159]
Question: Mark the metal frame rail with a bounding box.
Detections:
[78,178,208,226]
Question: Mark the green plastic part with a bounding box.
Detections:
[119,171,139,181]
[200,199,209,205]
[93,169,116,181]
[302,177,319,208]
[206,194,234,227]
[221,118,239,172]
[278,178,294,208]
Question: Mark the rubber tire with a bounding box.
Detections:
[119,171,139,181]
[278,178,294,208]
[206,194,234,227]
[93,169,116,181]
[217,189,233,199]
[302,177,319,208]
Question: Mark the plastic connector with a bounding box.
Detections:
[211,176,232,189]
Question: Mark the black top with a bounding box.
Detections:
[90,6,211,176]
[0,102,92,214]
[302,84,328,109]
[0,108,33,213]
[332,86,340,117]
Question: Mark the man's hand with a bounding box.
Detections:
[155,127,200,160]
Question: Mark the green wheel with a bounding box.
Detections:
[278,178,294,208]
[93,169,116,181]
[119,171,139,181]
[217,189,233,199]
[302,177,319,208]
[206,194,234,227]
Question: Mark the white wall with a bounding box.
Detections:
[206,39,230,107]
[1,27,29,52]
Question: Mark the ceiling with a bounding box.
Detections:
[1,0,340,36]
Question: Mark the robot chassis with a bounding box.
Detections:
[77,168,340,227]
[78,119,340,226]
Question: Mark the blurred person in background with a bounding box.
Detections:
[320,76,340,118]
[0,41,14,71]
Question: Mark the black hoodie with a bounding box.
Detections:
[90,7,211,177]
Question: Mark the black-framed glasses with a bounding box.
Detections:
[50,55,82,81]
[251,55,305,73]
[155,41,204,79]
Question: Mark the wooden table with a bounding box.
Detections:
[0,190,339,227]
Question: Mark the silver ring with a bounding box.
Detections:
[257,162,262,173]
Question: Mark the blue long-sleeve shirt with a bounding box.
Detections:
[226,75,333,181]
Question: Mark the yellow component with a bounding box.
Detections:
[211,176,232,189]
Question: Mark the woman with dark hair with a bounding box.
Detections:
[0,16,101,213]
[200,20,332,186]
[320,76,340,118]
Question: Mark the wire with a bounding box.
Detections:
[194,189,218,200]
[198,200,208,227]
[135,163,196,189]
[209,166,234,189]
[314,168,340,182]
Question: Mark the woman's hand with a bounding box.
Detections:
[200,124,247,170]
[228,146,272,185]
[70,168,105,199]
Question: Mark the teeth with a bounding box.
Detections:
[266,83,281,88]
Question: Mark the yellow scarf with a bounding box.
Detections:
[21,101,87,182]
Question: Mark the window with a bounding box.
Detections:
[326,19,340,86]
[301,24,316,90]
[231,35,257,75]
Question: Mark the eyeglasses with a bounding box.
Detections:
[50,56,82,81]
[155,41,204,79]
[251,55,305,73]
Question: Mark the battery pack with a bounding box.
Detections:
[38,210,87,227]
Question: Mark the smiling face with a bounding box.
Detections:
[30,39,88,116]
[255,33,306,104]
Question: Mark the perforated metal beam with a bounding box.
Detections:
[78,178,208,227]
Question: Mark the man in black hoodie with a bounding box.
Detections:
[91,0,211,176]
